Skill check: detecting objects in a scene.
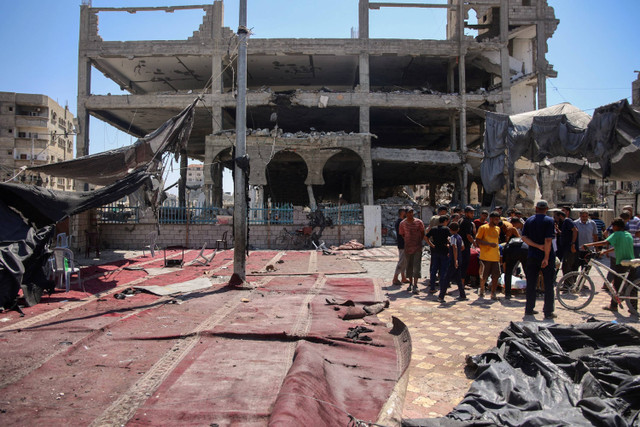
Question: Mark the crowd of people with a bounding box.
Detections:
[392,201,640,319]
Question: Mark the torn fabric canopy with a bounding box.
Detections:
[27,99,197,186]
[480,99,640,193]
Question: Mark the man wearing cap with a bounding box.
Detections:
[521,200,557,319]
[399,207,425,294]
[475,211,502,299]
[459,206,476,287]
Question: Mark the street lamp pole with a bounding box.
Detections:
[233,0,248,281]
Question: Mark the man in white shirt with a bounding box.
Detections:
[574,209,598,250]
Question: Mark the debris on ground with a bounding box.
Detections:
[332,240,365,250]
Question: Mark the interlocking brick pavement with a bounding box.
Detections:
[338,246,640,420]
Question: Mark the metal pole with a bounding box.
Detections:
[233,0,248,281]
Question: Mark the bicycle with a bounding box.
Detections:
[556,248,640,315]
[277,227,312,250]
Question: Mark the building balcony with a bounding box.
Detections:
[15,116,49,129]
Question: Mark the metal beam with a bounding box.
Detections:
[90,5,210,13]
[369,2,454,9]
[371,147,462,164]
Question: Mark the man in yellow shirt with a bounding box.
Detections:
[475,211,501,299]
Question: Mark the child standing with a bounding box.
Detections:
[439,222,467,303]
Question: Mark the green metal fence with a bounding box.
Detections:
[157,206,223,224]
[321,203,363,225]
[96,203,140,224]
[248,203,293,225]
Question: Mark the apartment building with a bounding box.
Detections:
[0,92,75,191]
[76,0,557,208]
[186,164,204,186]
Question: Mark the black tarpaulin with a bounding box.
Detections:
[27,100,196,186]
[404,321,640,427]
[0,100,198,310]
[0,170,151,229]
[481,99,640,193]
[0,171,152,309]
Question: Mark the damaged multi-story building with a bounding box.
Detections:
[76,0,558,211]
[0,92,76,190]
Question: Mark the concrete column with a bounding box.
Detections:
[179,149,188,207]
[359,105,370,134]
[205,1,224,206]
[536,0,547,109]
[457,1,467,153]
[359,0,369,39]
[500,0,512,114]
[462,165,469,205]
[447,58,456,93]
[360,135,374,205]
[360,183,373,206]
[359,53,370,92]
[307,185,317,211]
[211,162,223,207]
[76,5,92,161]
[449,113,457,151]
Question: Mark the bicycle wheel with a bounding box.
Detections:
[277,232,291,250]
[623,279,640,316]
[556,271,595,310]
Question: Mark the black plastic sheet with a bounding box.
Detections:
[405,321,640,427]
[481,99,640,193]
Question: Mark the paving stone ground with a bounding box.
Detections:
[75,246,640,421]
[336,246,640,420]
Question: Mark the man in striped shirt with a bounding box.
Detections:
[623,206,640,258]
[399,207,425,294]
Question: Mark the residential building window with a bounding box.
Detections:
[18,132,26,138]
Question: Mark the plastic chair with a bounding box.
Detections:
[56,233,70,248]
[188,243,216,266]
[143,231,159,257]
[215,231,229,250]
[52,248,83,292]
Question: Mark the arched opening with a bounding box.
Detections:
[470,182,480,205]
[265,150,308,205]
[317,149,363,204]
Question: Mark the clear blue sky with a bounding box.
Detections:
[1,0,638,188]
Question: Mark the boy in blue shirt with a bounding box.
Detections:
[439,222,466,303]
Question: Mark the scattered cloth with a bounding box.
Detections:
[134,277,212,296]
[332,240,365,251]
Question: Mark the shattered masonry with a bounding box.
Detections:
[77,0,558,208]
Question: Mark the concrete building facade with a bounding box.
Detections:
[76,0,558,209]
[0,92,76,191]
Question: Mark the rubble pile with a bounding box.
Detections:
[214,128,360,139]
[375,196,419,234]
